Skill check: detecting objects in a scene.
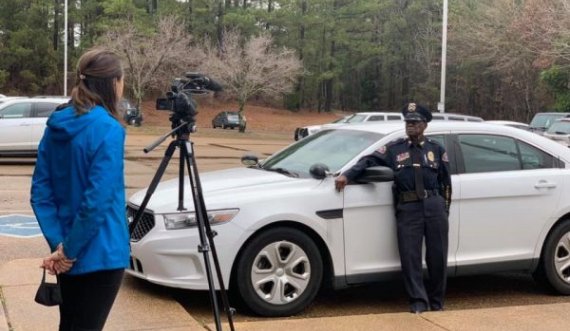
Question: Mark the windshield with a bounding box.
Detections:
[262,129,384,177]
[227,114,240,121]
[546,121,570,134]
[530,114,567,129]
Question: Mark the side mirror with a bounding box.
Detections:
[356,166,394,183]
[309,163,330,180]
[241,153,259,167]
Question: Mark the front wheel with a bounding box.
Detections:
[535,219,570,294]
[234,227,323,316]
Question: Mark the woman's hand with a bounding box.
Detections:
[41,244,75,275]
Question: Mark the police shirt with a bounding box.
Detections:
[342,137,452,211]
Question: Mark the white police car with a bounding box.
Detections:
[127,121,570,316]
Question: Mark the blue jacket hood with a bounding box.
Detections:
[47,105,111,141]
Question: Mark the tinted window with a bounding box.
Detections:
[34,102,58,117]
[0,103,32,118]
[459,135,520,173]
[432,114,445,120]
[518,142,557,170]
[367,115,385,121]
[387,115,402,120]
[448,116,465,121]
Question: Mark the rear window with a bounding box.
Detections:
[530,113,568,129]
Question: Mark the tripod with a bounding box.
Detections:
[129,122,235,331]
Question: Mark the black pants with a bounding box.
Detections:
[58,269,124,331]
[396,195,449,311]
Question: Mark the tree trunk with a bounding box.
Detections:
[216,0,224,50]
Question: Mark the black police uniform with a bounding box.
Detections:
[341,104,452,312]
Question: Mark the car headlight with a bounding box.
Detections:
[163,209,239,230]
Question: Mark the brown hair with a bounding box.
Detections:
[70,48,124,119]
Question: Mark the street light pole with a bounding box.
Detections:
[438,0,448,113]
[63,0,68,96]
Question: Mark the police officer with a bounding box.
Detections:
[335,102,452,314]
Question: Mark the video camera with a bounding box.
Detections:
[156,72,222,132]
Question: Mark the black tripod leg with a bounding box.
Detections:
[129,141,178,234]
[180,141,225,331]
[182,141,236,331]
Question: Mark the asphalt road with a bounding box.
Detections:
[2,131,570,327]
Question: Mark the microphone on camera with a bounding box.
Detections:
[184,72,223,92]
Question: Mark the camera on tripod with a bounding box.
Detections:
[156,72,222,132]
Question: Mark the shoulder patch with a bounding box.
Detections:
[442,152,449,162]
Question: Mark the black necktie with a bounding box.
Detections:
[411,146,425,199]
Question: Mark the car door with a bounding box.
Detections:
[0,102,33,151]
[30,102,57,149]
[342,133,459,283]
[454,134,563,272]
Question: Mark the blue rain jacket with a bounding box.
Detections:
[31,104,130,275]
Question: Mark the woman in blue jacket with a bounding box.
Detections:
[31,48,130,331]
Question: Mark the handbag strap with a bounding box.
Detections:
[41,267,47,283]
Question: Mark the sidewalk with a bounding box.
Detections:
[2,259,570,331]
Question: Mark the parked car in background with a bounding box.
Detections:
[0,97,69,156]
[543,118,570,147]
[486,120,530,131]
[529,112,570,135]
[127,121,570,317]
[431,113,483,122]
[294,112,483,141]
[294,112,403,140]
[212,111,243,130]
[121,98,143,126]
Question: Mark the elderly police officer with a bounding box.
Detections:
[335,102,452,314]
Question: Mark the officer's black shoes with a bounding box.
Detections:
[410,303,428,314]
[430,306,444,312]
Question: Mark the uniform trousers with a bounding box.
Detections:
[58,269,124,331]
[396,195,449,311]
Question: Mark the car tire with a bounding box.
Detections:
[535,219,570,294]
[222,124,226,129]
[212,122,216,128]
[129,118,136,126]
[235,227,323,317]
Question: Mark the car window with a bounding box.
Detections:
[367,115,385,121]
[530,114,567,129]
[458,134,520,173]
[432,114,445,120]
[346,115,367,123]
[448,116,465,121]
[0,103,32,118]
[262,129,384,177]
[518,142,558,170]
[387,115,402,120]
[34,102,58,118]
[427,134,445,148]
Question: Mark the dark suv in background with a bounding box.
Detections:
[121,99,143,126]
[212,111,243,130]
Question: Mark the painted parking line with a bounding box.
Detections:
[0,214,42,238]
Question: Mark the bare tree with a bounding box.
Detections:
[198,29,303,131]
[100,16,200,111]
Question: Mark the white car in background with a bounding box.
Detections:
[294,112,484,141]
[294,112,403,140]
[0,97,69,156]
[127,121,570,316]
[543,118,570,147]
[486,120,530,131]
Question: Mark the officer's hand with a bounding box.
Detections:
[335,175,348,192]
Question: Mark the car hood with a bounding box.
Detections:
[129,167,312,213]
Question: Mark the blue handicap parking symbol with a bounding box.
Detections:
[0,215,42,238]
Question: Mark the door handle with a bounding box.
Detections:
[534,180,557,189]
